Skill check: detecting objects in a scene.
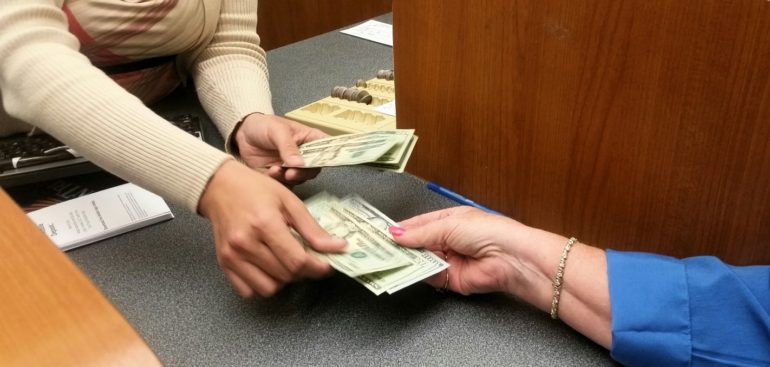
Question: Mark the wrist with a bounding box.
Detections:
[231,112,266,154]
[198,159,242,218]
[503,227,569,313]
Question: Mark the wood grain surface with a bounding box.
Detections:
[393,0,770,264]
[258,0,391,50]
[0,190,162,367]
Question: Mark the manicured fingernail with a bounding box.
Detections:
[388,226,406,236]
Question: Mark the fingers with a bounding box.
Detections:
[220,254,282,297]
[421,267,448,289]
[266,165,286,182]
[259,222,315,277]
[301,126,327,142]
[226,196,340,297]
[396,206,473,229]
[268,123,305,167]
[229,230,293,282]
[284,197,347,253]
[223,269,253,297]
[421,273,446,289]
[238,114,326,182]
[269,118,326,168]
[266,166,321,186]
[296,255,333,280]
[389,219,451,251]
[283,167,321,182]
[285,119,327,142]
[390,207,479,250]
[207,162,337,298]
[220,235,333,297]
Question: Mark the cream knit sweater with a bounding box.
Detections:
[0,0,275,212]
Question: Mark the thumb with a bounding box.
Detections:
[270,125,305,167]
[388,223,445,251]
[286,199,347,252]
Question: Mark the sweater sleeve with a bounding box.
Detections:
[607,250,770,367]
[0,1,232,212]
[184,0,274,154]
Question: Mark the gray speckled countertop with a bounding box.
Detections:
[68,14,617,367]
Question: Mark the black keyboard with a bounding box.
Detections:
[0,134,69,172]
[0,114,205,187]
[168,113,204,140]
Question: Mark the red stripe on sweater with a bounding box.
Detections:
[62,3,129,66]
[81,0,179,60]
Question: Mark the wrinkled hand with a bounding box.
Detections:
[234,113,327,187]
[199,160,346,298]
[393,207,614,349]
[389,206,532,295]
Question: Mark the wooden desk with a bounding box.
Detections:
[0,190,161,367]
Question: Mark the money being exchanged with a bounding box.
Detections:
[303,191,448,295]
[290,129,417,173]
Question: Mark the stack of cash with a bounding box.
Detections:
[294,129,417,173]
[303,191,448,295]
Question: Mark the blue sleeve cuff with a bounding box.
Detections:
[607,250,692,367]
[607,250,770,367]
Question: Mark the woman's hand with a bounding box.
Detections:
[391,206,612,348]
[389,206,533,295]
[198,160,346,298]
[234,113,327,187]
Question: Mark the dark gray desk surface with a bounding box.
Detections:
[67,14,615,367]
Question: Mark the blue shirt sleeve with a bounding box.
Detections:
[606,250,770,367]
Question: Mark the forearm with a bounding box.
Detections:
[0,2,230,211]
[508,227,612,348]
[185,1,273,153]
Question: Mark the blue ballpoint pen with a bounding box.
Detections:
[426,182,504,215]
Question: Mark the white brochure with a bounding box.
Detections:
[27,183,173,251]
[340,20,393,47]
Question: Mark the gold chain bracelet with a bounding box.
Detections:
[550,237,578,320]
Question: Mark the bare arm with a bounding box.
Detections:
[509,228,611,348]
[391,206,612,348]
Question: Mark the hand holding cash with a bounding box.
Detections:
[289,129,418,173]
[303,191,448,295]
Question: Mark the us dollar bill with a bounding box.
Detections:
[362,134,418,173]
[360,130,414,165]
[340,194,448,294]
[298,138,399,167]
[293,130,417,172]
[300,129,414,150]
[305,195,413,277]
[304,192,448,295]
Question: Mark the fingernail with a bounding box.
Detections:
[388,226,406,236]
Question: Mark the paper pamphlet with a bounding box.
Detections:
[27,183,173,251]
[340,20,393,47]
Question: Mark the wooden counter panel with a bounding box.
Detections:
[393,0,770,264]
[0,190,161,367]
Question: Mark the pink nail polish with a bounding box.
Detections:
[388,226,406,236]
